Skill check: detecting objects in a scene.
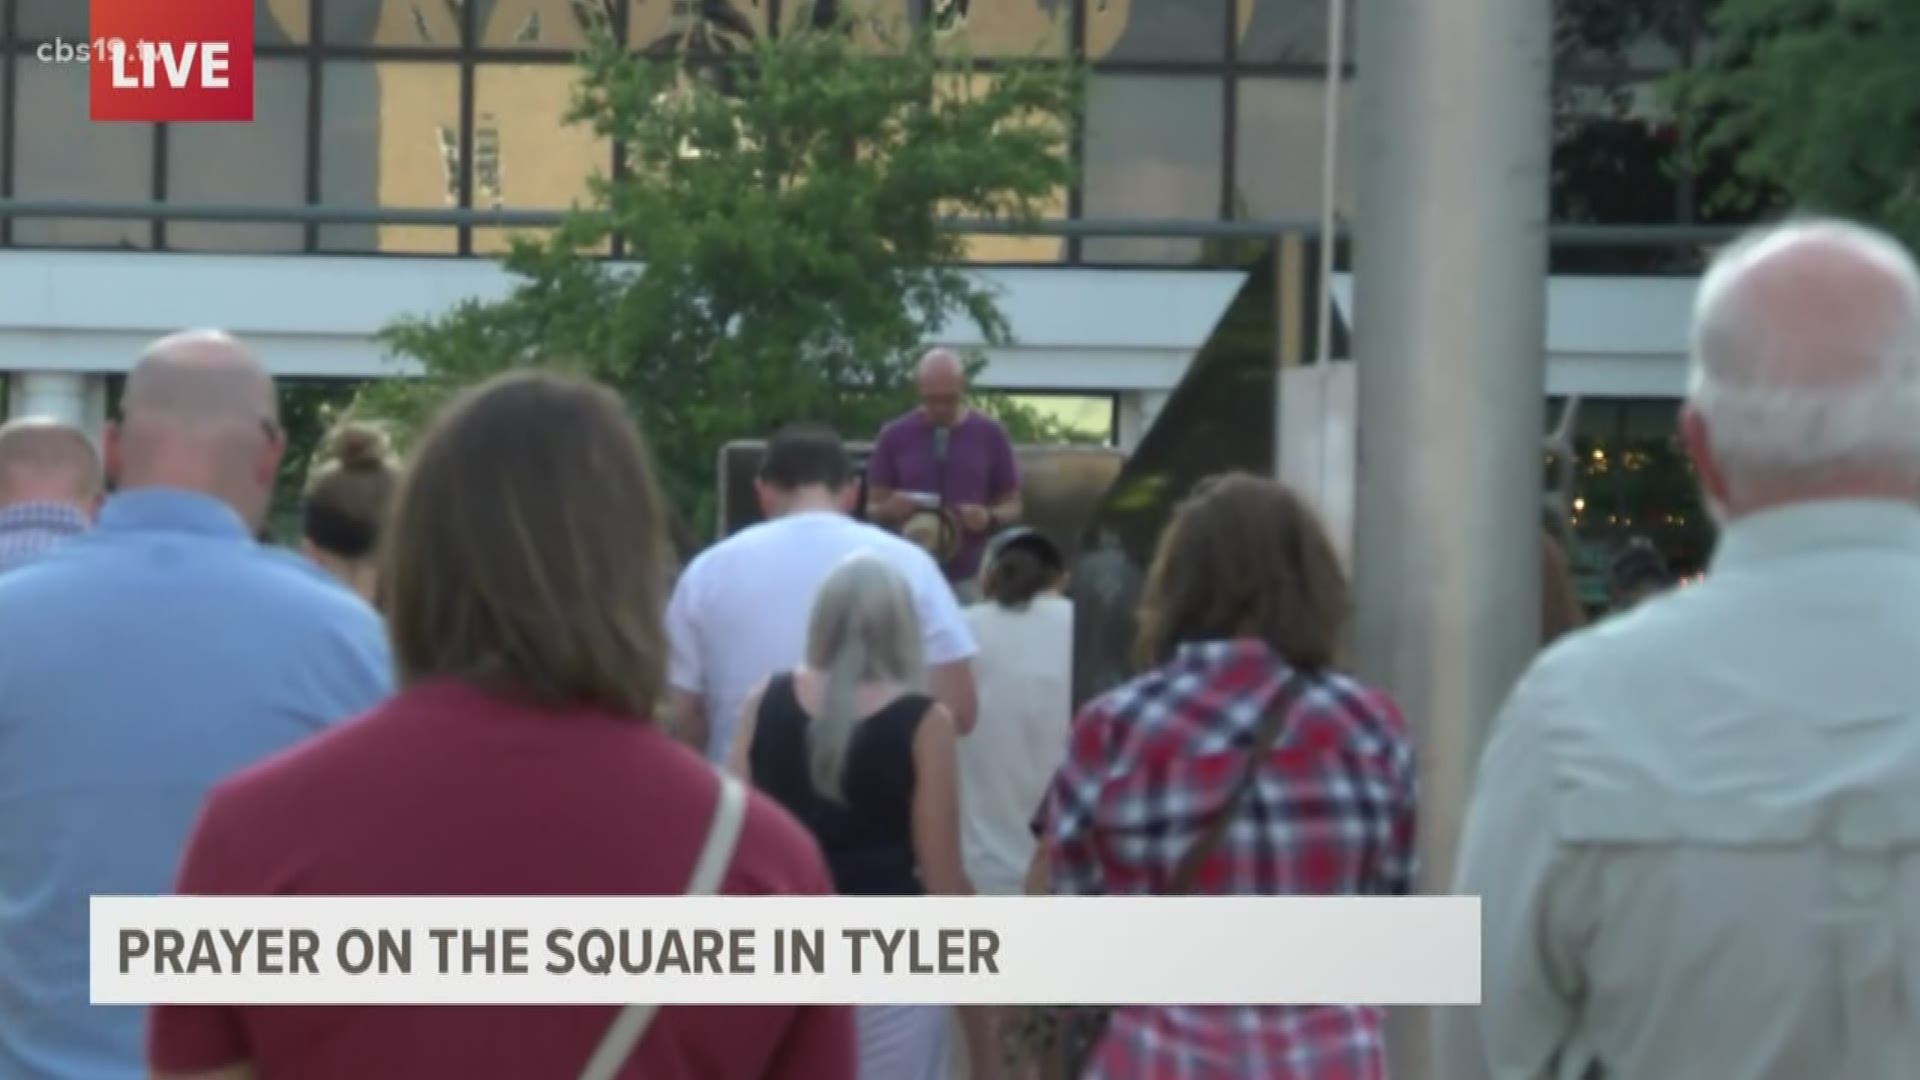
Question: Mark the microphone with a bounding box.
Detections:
[931,427,951,515]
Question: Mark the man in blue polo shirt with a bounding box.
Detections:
[0,331,392,1079]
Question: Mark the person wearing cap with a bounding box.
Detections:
[1607,536,1671,613]
[959,527,1073,897]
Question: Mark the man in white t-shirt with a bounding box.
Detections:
[667,423,979,761]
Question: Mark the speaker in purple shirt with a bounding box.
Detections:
[866,349,1023,587]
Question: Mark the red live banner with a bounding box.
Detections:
[89,0,254,122]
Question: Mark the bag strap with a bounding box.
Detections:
[1166,672,1310,895]
[578,772,749,1080]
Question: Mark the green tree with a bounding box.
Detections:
[1676,0,1917,238]
[357,11,1082,540]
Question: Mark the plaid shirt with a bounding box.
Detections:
[0,501,87,575]
[1039,639,1418,1079]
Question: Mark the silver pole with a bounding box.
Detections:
[1349,0,1550,1072]
[1315,0,1349,370]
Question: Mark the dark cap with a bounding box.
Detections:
[984,526,1064,572]
[1608,537,1670,592]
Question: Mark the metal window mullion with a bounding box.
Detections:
[304,0,323,252]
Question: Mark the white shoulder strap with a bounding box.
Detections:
[577,772,749,1080]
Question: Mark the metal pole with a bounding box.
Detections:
[1349,0,1549,1072]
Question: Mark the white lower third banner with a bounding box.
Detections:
[92,896,1480,1006]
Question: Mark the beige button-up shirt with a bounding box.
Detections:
[1440,499,1920,1080]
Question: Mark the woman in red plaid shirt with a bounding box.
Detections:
[1035,474,1419,1079]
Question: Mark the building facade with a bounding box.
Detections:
[1,0,1731,568]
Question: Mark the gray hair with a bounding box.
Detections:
[804,553,925,799]
[1688,217,1920,483]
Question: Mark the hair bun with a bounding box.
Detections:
[323,422,392,472]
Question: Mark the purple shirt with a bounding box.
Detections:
[869,409,1020,580]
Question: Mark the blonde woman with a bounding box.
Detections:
[730,554,999,1080]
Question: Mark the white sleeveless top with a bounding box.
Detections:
[959,596,1074,895]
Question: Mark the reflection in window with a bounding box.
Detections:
[469,64,609,253]
[1007,394,1113,445]
[14,63,153,249]
[473,65,606,208]
[324,0,463,47]
[935,75,1067,264]
[1562,398,1711,579]
[1233,77,1355,222]
[479,0,615,49]
[318,62,462,253]
[1081,76,1222,265]
[168,61,309,253]
[778,0,915,51]
[1553,82,1684,272]
[630,0,768,53]
[471,226,613,255]
[1236,0,1351,64]
[260,0,312,44]
[932,0,1067,58]
[1087,0,1225,62]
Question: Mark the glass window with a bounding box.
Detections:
[1554,82,1680,225]
[1235,0,1351,64]
[779,0,917,52]
[936,74,1068,264]
[472,64,607,209]
[1080,75,1223,265]
[16,1,88,40]
[1087,0,1226,62]
[631,0,769,54]
[479,0,614,50]
[13,62,153,249]
[167,60,309,253]
[324,0,464,48]
[1233,77,1356,222]
[1006,394,1114,444]
[318,62,463,253]
[932,0,1068,58]
[260,0,313,45]
[470,64,610,255]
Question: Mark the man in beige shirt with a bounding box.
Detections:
[1441,218,1920,1080]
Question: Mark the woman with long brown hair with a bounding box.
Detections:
[1033,473,1417,1079]
[151,372,853,1080]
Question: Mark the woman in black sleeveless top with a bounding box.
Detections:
[728,554,997,1080]
[746,674,933,894]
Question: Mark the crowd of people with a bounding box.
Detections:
[0,213,1912,1080]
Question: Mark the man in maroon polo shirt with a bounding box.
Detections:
[866,349,1023,599]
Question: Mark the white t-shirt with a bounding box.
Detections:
[958,595,1074,895]
[666,510,977,761]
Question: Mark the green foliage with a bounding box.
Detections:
[1675,0,1920,239]
[359,12,1082,538]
